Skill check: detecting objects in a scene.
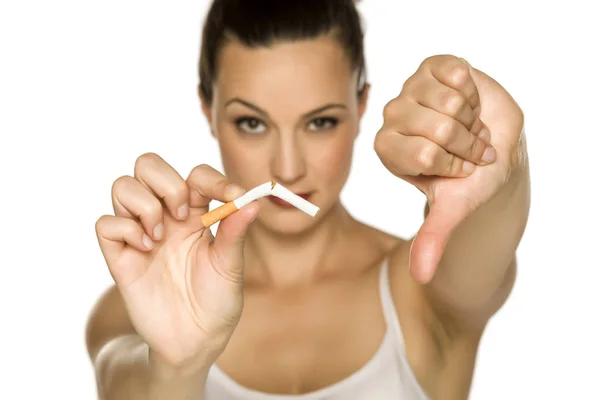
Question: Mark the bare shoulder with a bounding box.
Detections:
[386,242,484,399]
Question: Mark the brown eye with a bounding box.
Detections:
[235,117,267,134]
[308,117,338,132]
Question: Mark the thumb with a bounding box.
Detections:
[211,202,260,281]
[409,199,469,284]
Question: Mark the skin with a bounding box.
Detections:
[88,33,530,400]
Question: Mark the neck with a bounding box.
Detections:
[243,201,355,288]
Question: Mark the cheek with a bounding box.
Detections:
[217,134,267,185]
[310,129,355,185]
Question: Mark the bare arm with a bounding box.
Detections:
[86,286,211,400]
[425,152,530,329]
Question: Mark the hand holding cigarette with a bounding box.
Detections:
[95,157,269,369]
[201,181,320,227]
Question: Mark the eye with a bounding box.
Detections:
[307,117,338,132]
[235,117,266,134]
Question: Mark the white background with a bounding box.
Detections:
[1,0,598,398]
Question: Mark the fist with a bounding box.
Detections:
[374,55,496,182]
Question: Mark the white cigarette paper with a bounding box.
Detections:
[270,183,320,217]
[233,182,273,209]
[235,181,320,216]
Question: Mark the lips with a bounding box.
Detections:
[267,192,312,208]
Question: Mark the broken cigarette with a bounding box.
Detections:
[200,181,320,227]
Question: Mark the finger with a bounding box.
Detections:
[134,153,191,221]
[374,130,475,178]
[426,56,480,111]
[95,214,153,267]
[468,117,494,148]
[111,176,165,241]
[409,199,470,284]
[210,201,260,283]
[186,164,246,209]
[412,76,478,131]
[392,102,492,165]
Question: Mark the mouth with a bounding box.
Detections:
[267,192,312,208]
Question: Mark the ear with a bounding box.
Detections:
[358,83,370,119]
[198,84,216,138]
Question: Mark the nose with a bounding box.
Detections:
[270,132,306,185]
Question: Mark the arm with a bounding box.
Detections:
[374,55,531,331]
[425,147,530,329]
[86,286,211,400]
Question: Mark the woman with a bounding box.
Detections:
[87,0,530,399]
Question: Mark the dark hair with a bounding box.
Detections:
[198,0,366,105]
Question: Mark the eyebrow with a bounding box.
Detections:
[224,98,348,119]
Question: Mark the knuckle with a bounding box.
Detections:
[196,163,211,171]
[139,199,162,219]
[123,219,139,236]
[135,152,161,170]
[433,119,456,146]
[188,164,207,183]
[449,64,470,88]
[422,54,441,67]
[216,177,231,193]
[95,215,110,234]
[373,129,389,155]
[190,163,215,178]
[164,181,189,201]
[111,175,133,195]
[441,91,467,117]
[421,54,453,72]
[382,99,399,120]
[416,143,437,171]
[134,153,163,176]
[192,163,226,185]
[401,74,418,93]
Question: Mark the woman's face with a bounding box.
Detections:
[202,34,368,234]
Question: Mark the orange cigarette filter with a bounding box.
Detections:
[200,181,274,228]
[200,201,238,228]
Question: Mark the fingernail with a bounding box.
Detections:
[153,223,164,240]
[177,204,189,219]
[143,234,154,250]
[462,161,475,174]
[225,183,246,200]
[481,146,496,163]
[478,128,490,143]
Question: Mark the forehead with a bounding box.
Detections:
[214,35,357,106]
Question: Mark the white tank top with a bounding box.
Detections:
[204,260,430,399]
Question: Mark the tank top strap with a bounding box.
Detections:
[378,258,405,346]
